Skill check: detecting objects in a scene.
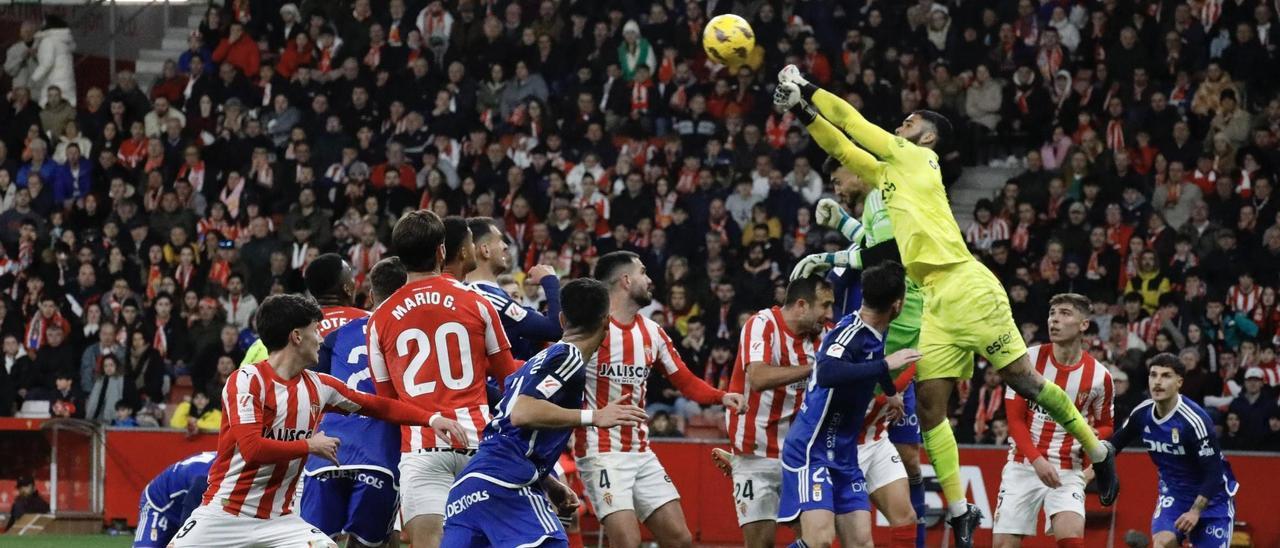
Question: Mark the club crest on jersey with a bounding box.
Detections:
[603,492,613,506]
[812,483,823,501]
[598,362,649,385]
[1171,428,1180,444]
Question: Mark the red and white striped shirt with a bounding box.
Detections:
[965,218,1011,252]
[368,275,512,451]
[1228,284,1261,315]
[574,314,725,457]
[725,307,819,458]
[203,362,366,518]
[1005,344,1114,470]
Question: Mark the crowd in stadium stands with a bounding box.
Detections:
[1,0,1280,451]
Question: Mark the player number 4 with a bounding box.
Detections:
[599,470,611,489]
[396,323,474,396]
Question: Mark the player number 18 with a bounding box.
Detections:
[395,323,475,396]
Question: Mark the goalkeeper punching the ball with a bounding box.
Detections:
[791,164,930,548]
[774,65,1119,548]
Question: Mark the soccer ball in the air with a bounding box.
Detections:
[702,14,755,67]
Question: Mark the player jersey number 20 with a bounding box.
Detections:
[396,322,474,396]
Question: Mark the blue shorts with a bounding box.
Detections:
[442,475,568,547]
[778,461,871,522]
[300,468,398,546]
[1151,494,1235,548]
[887,383,921,445]
[133,495,181,548]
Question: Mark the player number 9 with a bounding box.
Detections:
[395,323,475,396]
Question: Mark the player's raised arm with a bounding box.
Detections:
[776,85,886,186]
[780,65,898,159]
[1108,400,1150,451]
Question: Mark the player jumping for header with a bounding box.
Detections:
[1109,353,1238,548]
[774,65,1119,548]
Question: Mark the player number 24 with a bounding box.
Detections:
[395,323,474,396]
[734,479,755,500]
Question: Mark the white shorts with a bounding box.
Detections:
[577,451,680,521]
[398,450,473,522]
[858,436,908,494]
[729,454,783,526]
[169,504,338,548]
[993,461,1087,536]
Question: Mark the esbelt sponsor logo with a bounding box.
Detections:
[446,490,490,518]
[262,427,313,441]
[598,362,650,386]
[1145,439,1186,455]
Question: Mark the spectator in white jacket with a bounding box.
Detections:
[219,273,258,330]
[29,16,77,107]
[1048,6,1080,52]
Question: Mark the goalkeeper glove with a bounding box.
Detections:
[790,250,854,280]
[814,198,861,241]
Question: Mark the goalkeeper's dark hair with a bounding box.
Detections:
[784,275,832,306]
[561,278,610,333]
[1147,352,1185,377]
[913,109,953,150]
[860,261,906,312]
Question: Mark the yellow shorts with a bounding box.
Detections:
[917,260,1025,381]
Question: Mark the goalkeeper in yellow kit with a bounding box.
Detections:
[774,65,1119,548]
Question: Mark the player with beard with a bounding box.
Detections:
[442,216,477,280]
[576,251,747,548]
[712,275,834,547]
[776,65,1118,547]
[465,217,564,360]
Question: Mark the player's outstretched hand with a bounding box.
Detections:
[527,264,557,284]
[777,64,809,87]
[815,198,845,229]
[773,82,801,111]
[595,395,648,428]
[1031,456,1062,489]
[1175,509,1201,534]
[722,393,747,414]
[429,415,469,446]
[543,476,581,517]
[885,349,923,370]
[306,431,340,465]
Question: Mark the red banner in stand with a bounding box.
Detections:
[100,430,1280,547]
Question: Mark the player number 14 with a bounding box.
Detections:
[395,323,474,396]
